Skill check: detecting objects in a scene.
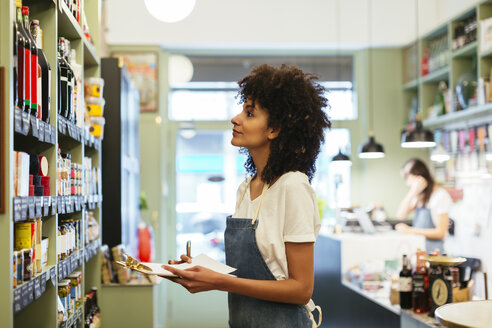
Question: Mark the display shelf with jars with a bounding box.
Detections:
[402,1,492,131]
[0,0,104,327]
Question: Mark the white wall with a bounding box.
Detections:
[105,0,480,49]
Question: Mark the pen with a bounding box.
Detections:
[186,240,191,258]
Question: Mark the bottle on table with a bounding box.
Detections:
[399,254,413,309]
[412,249,430,313]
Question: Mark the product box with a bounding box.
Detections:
[41,237,49,268]
[14,151,30,197]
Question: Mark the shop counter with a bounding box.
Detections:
[312,231,433,328]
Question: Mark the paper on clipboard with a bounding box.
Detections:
[116,253,236,277]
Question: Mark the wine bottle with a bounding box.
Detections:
[30,21,51,123]
[13,21,19,110]
[58,38,70,119]
[399,254,413,309]
[412,250,430,313]
[16,0,31,113]
[22,6,38,117]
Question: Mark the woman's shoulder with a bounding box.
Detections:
[275,171,309,186]
[430,187,452,203]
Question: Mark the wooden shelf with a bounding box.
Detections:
[423,102,492,129]
[421,66,450,84]
[84,39,100,66]
[57,0,83,40]
[452,41,478,58]
[403,79,419,91]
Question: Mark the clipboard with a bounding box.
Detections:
[115,253,237,277]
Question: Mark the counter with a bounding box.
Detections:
[312,231,443,328]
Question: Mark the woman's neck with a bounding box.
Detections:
[250,146,270,182]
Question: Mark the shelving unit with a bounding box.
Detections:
[402,1,492,131]
[0,0,103,327]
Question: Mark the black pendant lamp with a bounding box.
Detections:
[332,148,352,165]
[358,0,385,159]
[400,115,436,149]
[359,131,385,159]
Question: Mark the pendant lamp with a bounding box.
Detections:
[144,0,196,23]
[358,0,385,159]
[332,148,352,166]
[359,131,385,159]
[401,113,436,148]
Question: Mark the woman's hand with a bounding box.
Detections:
[168,254,192,264]
[395,223,413,234]
[161,264,226,293]
[408,175,427,196]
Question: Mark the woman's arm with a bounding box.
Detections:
[163,242,314,305]
[396,176,427,220]
[409,213,449,240]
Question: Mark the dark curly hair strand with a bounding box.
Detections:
[237,64,331,184]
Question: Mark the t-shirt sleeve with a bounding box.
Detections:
[282,174,320,243]
[431,188,453,215]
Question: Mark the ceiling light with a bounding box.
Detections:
[332,149,352,166]
[144,0,196,23]
[431,144,450,162]
[169,55,194,85]
[359,132,385,159]
[401,114,436,148]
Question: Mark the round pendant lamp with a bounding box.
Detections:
[358,0,385,159]
[359,131,385,159]
[401,114,436,148]
[332,148,352,166]
[144,0,196,23]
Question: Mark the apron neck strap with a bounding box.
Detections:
[235,177,268,225]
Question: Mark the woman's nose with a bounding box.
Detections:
[231,114,240,126]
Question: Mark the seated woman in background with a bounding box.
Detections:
[395,158,453,254]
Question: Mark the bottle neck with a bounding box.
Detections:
[16,7,23,24]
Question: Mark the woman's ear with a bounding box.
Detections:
[267,127,280,140]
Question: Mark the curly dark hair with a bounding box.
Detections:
[237,64,331,184]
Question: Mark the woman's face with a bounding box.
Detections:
[401,163,416,186]
[230,99,278,150]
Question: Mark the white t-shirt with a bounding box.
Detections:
[427,188,453,226]
[232,171,321,281]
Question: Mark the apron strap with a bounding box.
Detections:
[235,176,268,225]
[308,305,322,328]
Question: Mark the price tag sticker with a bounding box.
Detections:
[69,197,74,212]
[38,121,45,142]
[34,275,42,300]
[22,111,30,136]
[21,197,28,219]
[59,196,65,214]
[31,118,39,139]
[14,108,23,133]
[35,196,42,217]
[40,272,47,294]
[63,261,68,277]
[28,197,35,219]
[50,266,57,285]
[51,125,56,144]
[75,196,81,211]
[26,280,34,305]
[51,196,58,215]
[14,197,21,221]
[13,287,23,314]
[44,196,50,216]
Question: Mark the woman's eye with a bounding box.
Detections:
[247,111,253,117]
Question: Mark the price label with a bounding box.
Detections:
[44,196,50,216]
[22,111,30,136]
[50,266,57,285]
[34,275,42,299]
[69,197,74,212]
[75,196,81,211]
[21,197,28,220]
[28,197,35,219]
[31,118,39,139]
[38,121,45,142]
[51,196,57,215]
[14,108,23,133]
[40,272,47,294]
[63,261,68,277]
[59,196,65,214]
[13,287,23,314]
[26,280,34,306]
[44,123,50,143]
[14,197,22,221]
[50,125,56,144]
[35,196,42,217]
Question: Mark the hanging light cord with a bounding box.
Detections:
[368,0,374,134]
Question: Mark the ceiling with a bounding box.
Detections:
[104,0,479,50]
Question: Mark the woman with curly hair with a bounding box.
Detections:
[164,64,331,327]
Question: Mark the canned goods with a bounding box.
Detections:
[15,251,24,286]
[21,248,33,281]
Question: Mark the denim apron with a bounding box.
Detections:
[413,207,444,253]
[225,183,321,328]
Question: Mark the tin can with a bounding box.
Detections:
[22,248,33,281]
[15,250,24,286]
